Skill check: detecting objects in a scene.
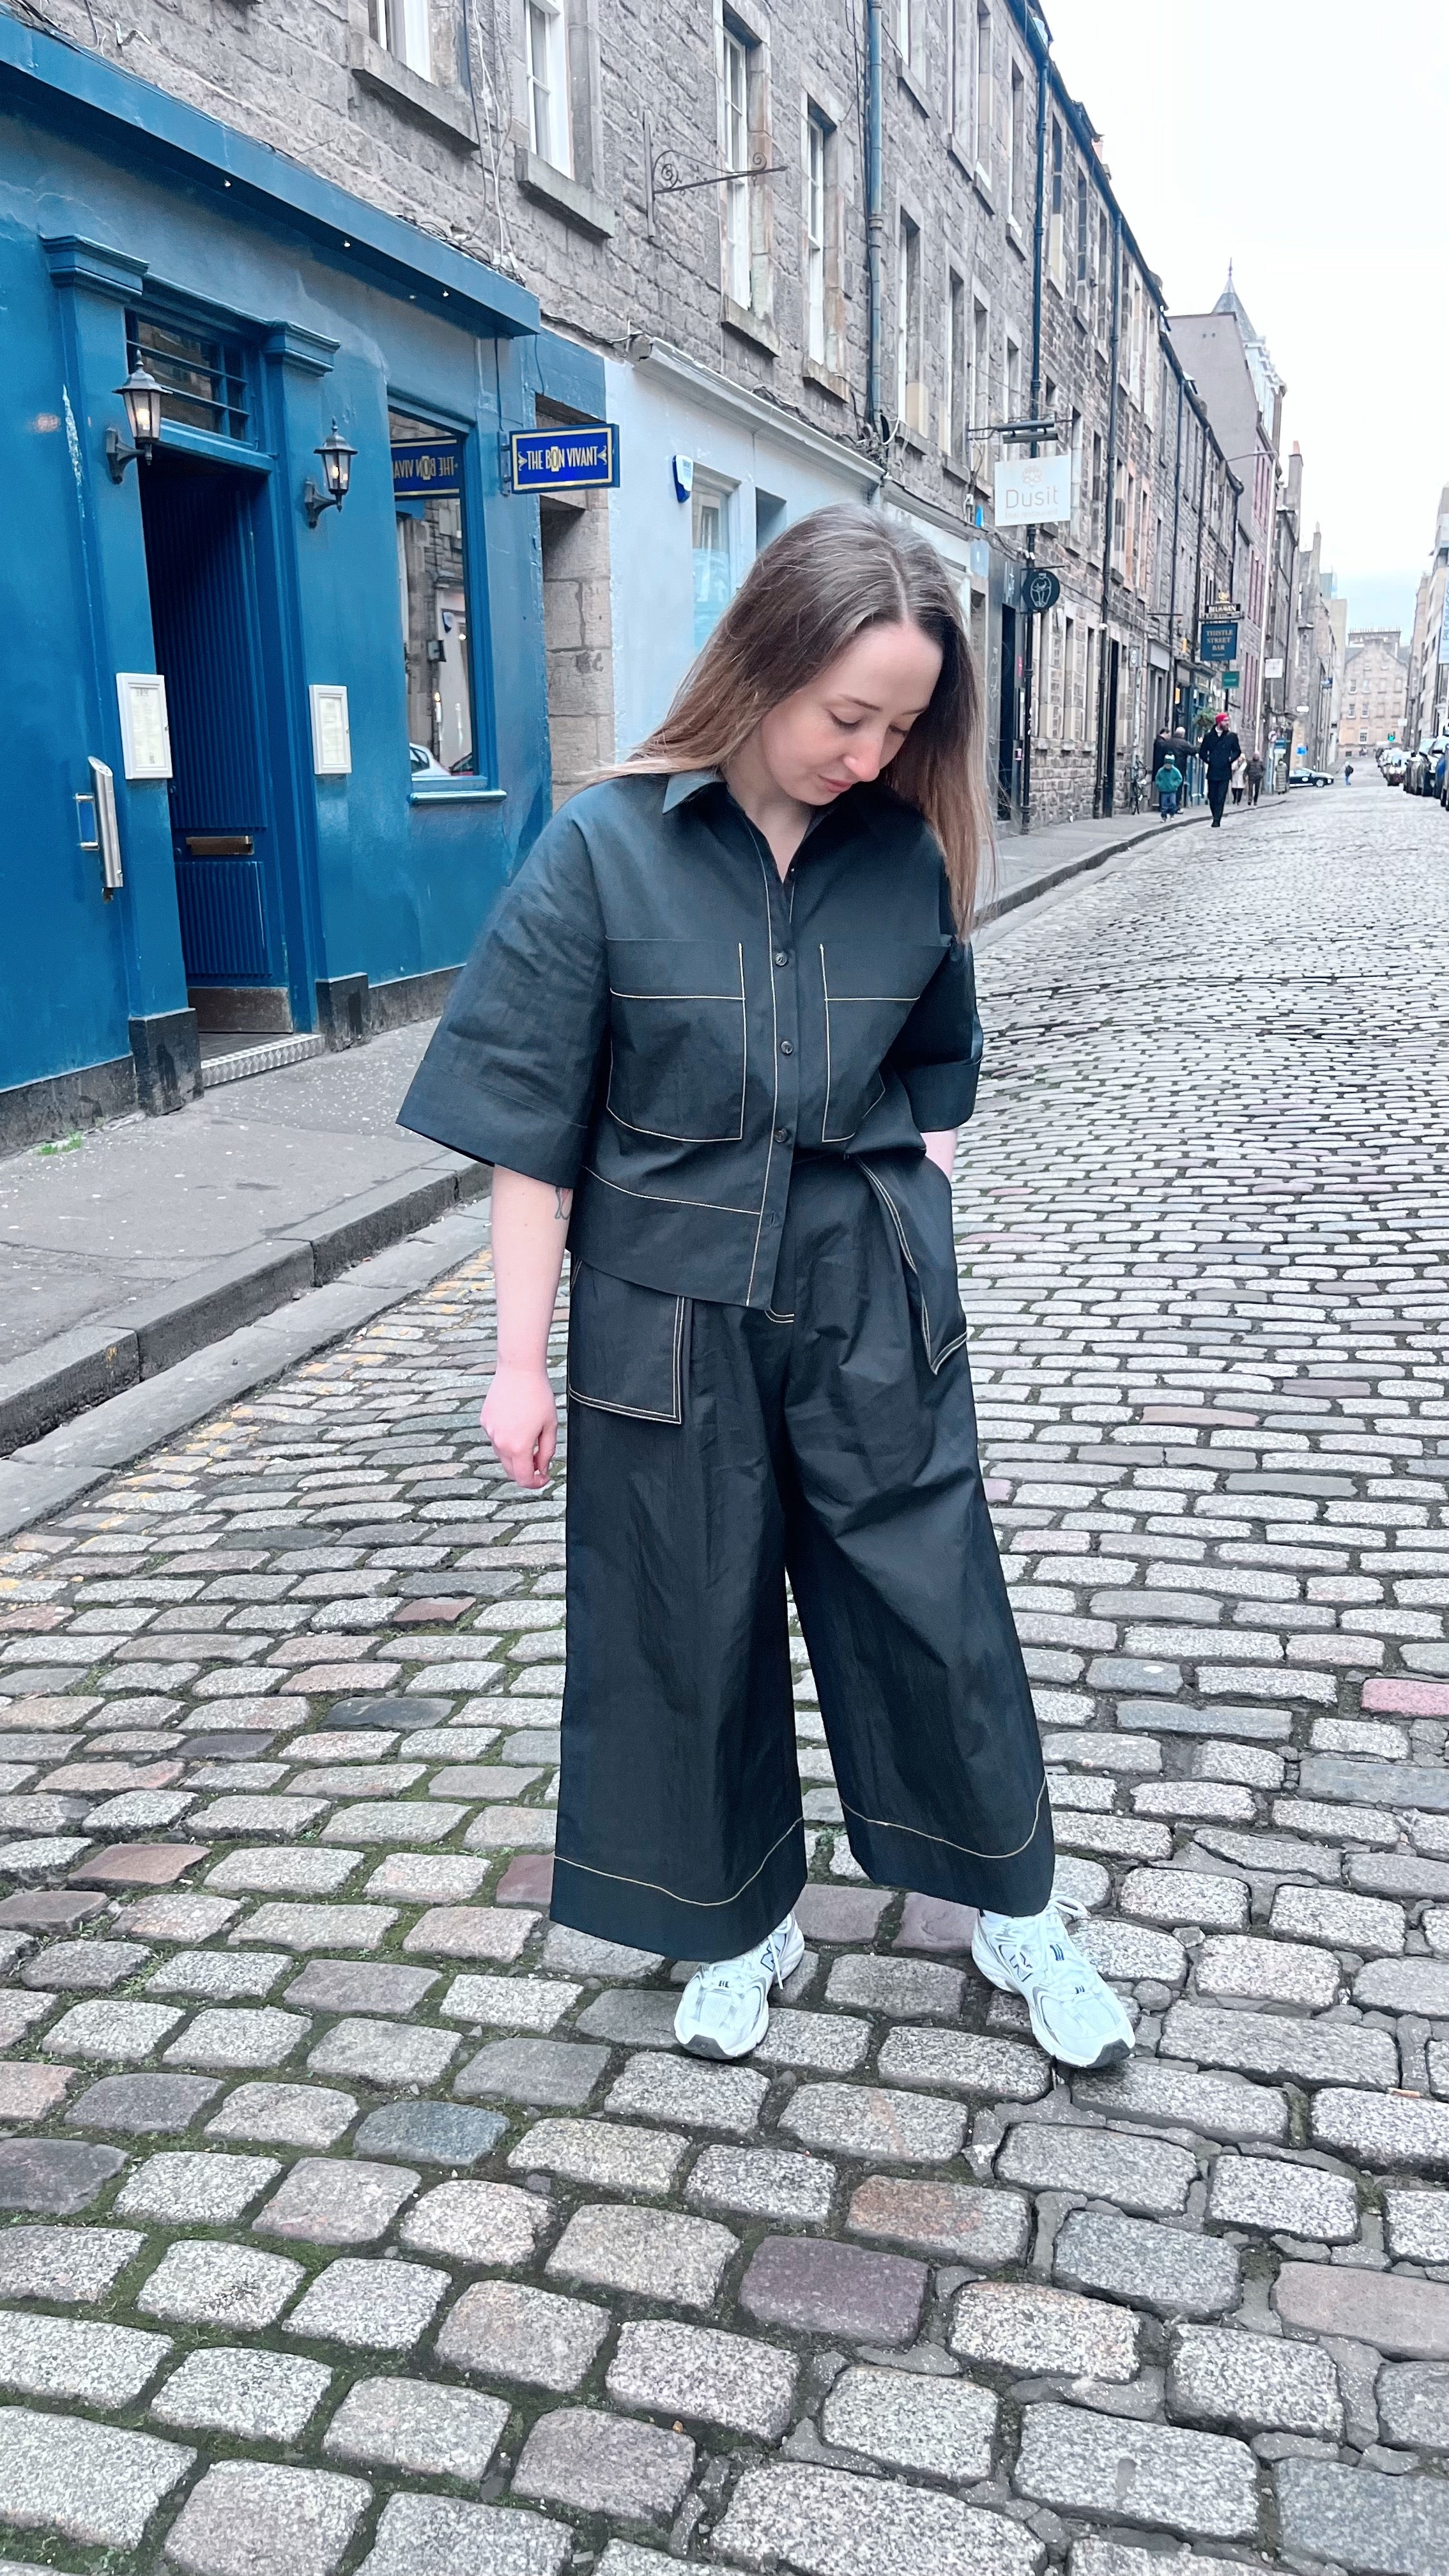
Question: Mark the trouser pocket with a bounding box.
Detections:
[861,1154,969,1375]
[567,1261,690,1423]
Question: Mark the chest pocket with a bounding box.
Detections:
[820,940,946,1143]
[606,938,747,1144]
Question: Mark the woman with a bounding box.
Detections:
[1230,750,1247,806]
[401,506,1131,2074]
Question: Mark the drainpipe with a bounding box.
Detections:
[1019,15,1048,834]
[1167,358,1183,725]
[1092,204,1121,816]
[864,0,883,445]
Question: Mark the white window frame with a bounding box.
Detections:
[526,0,571,172]
[974,5,993,174]
[970,291,990,466]
[691,473,736,652]
[376,0,431,80]
[722,23,752,309]
[944,271,967,464]
[804,103,828,365]
[897,213,924,435]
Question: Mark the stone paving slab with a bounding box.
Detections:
[1,795,1448,2574]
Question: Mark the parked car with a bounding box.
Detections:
[1406,737,1448,795]
[1287,769,1333,788]
[409,742,450,778]
[1381,748,1407,784]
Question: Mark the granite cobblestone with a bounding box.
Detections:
[3,798,1447,2573]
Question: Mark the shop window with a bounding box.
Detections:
[390,405,475,778]
[692,479,733,654]
[372,0,431,80]
[126,310,251,443]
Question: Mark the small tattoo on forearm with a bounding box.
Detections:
[553,1188,571,1221]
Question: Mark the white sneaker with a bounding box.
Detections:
[674,1913,805,2060]
[972,1899,1135,2071]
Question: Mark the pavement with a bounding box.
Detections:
[2,784,1449,2575]
[0,802,1209,1462]
[0,1025,486,1455]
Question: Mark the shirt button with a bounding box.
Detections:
[774,1126,792,1144]
[779,1039,793,1056]
[774,950,791,967]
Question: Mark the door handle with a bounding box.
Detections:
[77,756,124,896]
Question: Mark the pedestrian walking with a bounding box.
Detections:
[1344,762,1354,785]
[1246,752,1264,806]
[1170,726,1194,804]
[1154,752,1183,819]
[400,505,1133,2074]
[1230,751,1246,806]
[1150,728,1172,790]
[1201,711,1242,832]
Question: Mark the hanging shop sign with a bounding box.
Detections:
[1022,567,1061,613]
[392,441,463,500]
[993,452,1071,528]
[510,424,620,491]
[1200,617,1239,664]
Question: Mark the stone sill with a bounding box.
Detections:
[802,355,848,404]
[514,148,615,241]
[722,296,779,360]
[897,60,930,118]
[348,33,479,151]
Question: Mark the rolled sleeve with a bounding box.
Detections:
[889,935,985,1132]
[397,815,608,1186]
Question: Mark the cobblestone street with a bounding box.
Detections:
[3,786,1449,2576]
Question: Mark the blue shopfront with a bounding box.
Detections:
[0,19,602,1149]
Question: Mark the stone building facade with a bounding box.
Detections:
[1403,487,1449,756]
[20,0,1246,841]
[1340,631,1409,761]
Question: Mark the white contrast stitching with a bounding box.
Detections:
[565,1294,687,1425]
[840,1768,1049,1862]
[553,1812,806,1909]
[605,945,747,1144]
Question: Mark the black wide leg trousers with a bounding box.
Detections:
[551,1155,1054,1959]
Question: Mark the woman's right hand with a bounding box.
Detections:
[482,1364,558,1489]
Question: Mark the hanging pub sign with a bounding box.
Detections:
[1200,617,1239,664]
[509,423,621,491]
[392,441,463,500]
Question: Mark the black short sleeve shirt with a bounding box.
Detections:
[399,769,984,1313]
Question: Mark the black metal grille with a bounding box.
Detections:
[126,312,251,441]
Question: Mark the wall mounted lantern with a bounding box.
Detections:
[303,422,357,527]
[106,365,165,481]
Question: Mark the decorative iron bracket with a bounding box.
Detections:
[643,112,785,238]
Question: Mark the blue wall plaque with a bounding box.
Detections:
[1200,617,1238,664]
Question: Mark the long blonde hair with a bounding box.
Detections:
[606,503,992,928]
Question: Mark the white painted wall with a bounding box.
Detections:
[604,355,874,756]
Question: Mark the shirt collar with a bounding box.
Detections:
[661,769,723,813]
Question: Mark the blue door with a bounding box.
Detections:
[139,451,292,1022]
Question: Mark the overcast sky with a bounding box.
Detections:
[1043,0,1449,638]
